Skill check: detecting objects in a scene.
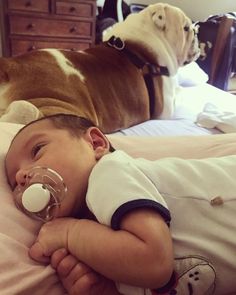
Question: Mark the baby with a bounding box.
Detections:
[5,114,236,295]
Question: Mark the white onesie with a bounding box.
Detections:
[86,150,236,295]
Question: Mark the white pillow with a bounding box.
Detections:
[177,61,209,86]
[0,122,65,295]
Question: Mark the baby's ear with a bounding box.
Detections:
[87,127,110,159]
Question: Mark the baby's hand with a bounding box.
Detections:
[51,248,121,295]
[29,218,77,263]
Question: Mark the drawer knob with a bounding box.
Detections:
[27,23,35,30]
[28,45,36,51]
[70,26,77,33]
[70,7,76,13]
[25,1,32,7]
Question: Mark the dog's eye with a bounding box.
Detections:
[158,15,163,20]
[184,26,189,32]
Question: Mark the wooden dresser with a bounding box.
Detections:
[0,0,97,57]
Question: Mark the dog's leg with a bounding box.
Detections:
[158,76,179,119]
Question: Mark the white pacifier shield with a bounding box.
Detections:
[22,183,51,213]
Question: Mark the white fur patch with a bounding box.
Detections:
[41,49,85,82]
[103,3,199,75]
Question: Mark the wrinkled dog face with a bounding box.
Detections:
[149,3,200,66]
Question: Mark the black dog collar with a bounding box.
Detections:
[106,35,169,76]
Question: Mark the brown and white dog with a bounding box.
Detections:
[0,3,200,133]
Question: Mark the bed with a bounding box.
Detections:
[1,61,236,294]
[111,62,236,137]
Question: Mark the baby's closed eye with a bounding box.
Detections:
[31,143,46,159]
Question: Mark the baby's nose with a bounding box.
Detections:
[15,169,28,187]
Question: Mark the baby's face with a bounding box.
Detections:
[5,119,107,217]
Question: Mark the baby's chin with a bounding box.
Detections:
[56,198,83,218]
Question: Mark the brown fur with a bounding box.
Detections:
[0,46,153,133]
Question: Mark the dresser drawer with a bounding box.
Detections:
[56,1,95,18]
[1,0,96,57]
[9,15,92,38]
[7,0,49,13]
[10,38,91,56]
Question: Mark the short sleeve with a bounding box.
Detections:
[86,151,170,229]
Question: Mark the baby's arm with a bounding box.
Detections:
[51,248,121,295]
[30,208,173,290]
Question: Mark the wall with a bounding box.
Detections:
[126,0,236,20]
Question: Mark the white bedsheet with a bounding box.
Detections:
[113,83,236,136]
[174,83,236,122]
[196,103,236,133]
[113,119,221,136]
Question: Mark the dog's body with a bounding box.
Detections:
[0,3,200,133]
[0,47,151,132]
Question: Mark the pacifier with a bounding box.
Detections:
[13,167,67,222]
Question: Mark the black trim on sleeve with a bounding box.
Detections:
[111,199,171,230]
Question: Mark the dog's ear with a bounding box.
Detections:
[151,4,166,30]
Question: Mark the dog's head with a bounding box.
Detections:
[147,3,200,67]
[103,3,200,75]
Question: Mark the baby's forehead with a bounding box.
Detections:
[20,118,52,133]
[11,119,52,146]
[17,119,53,136]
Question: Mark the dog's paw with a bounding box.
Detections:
[0,100,41,124]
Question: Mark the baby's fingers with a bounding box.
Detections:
[29,241,50,263]
[51,248,68,269]
[56,254,80,278]
[69,271,101,295]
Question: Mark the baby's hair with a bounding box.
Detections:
[42,114,97,136]
[15,114,115,152]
